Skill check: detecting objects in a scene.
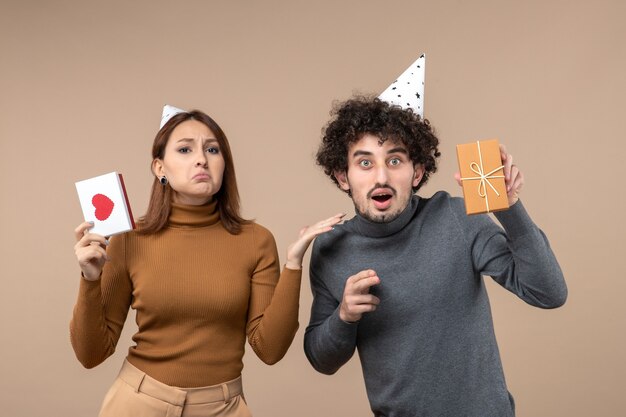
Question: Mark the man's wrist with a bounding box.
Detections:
[339,307,360,323]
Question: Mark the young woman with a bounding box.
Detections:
[71,109,343,417]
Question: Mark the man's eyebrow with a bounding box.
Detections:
[352,150,373,158]
[387,147,409,155]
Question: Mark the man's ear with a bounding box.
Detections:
[412,164,425,188]
[152,158,164,178]
[334,170,350,191]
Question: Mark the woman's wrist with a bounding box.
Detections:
[81,270,102,281]
[284,260,302,270]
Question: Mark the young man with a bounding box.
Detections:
[304,96,567,417]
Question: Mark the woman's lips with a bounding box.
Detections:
[193,173,210,180]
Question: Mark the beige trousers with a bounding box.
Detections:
[98,360,252,417]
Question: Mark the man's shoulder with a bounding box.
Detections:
[422,190,501,235]
[419,190,465,217]
[310,216,363,270]
[313,220,351,251]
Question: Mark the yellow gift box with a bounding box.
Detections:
[456,139,509,215]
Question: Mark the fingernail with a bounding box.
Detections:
[105,239,110,245]
[88,221,95,225]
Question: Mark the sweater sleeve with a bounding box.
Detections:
[461,199,568,308]
[69,234,132,368]
[303,239,359,375]
[246,224,301,365]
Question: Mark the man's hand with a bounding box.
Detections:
[454,143,524,206]
[498,143,523,206]
[339,269,381,323]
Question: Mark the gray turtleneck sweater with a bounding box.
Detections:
[304,191,567,417]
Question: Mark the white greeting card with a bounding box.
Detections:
[378,53,426,117]
[75,172,135,236]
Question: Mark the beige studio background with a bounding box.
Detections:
[1,1,624,416]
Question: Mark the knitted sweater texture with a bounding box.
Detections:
[304,192,567,417]
[71,199,301,387]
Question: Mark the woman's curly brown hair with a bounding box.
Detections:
[316,95,441,192]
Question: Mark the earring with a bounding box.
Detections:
[159,176,168,185]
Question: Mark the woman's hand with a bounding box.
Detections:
[74,222,109,281]
[285,213,346,269]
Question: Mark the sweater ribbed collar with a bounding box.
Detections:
[352,195,420,238]
[168,199,220,228]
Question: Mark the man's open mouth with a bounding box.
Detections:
[371,194,392,203]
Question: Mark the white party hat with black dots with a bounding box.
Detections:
[160,104,187,129]
[378,53,425,117]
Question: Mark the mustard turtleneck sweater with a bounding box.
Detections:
[70,200,302,387]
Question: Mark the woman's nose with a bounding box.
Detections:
[195,153,208,167]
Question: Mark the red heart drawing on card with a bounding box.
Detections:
[92,193,115,221]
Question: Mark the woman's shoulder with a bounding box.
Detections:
[244,221,274,238]
[239,221,278,250]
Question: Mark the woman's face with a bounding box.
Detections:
[152,119,225,205]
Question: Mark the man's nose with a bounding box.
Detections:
[375,166,389,183]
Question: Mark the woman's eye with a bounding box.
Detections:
[206,147,220,154]
[178,147,191,154]
[389,158,401,166]
[359,160,371,168]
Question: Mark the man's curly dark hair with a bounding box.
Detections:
[316,95,441,193]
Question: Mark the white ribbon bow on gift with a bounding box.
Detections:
[460,141,505,213]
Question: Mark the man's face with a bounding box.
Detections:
[335,134,424,223]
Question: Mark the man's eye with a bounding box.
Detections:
[389,158,401,166]
[206,147,220,154]
[359,160,371,168]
